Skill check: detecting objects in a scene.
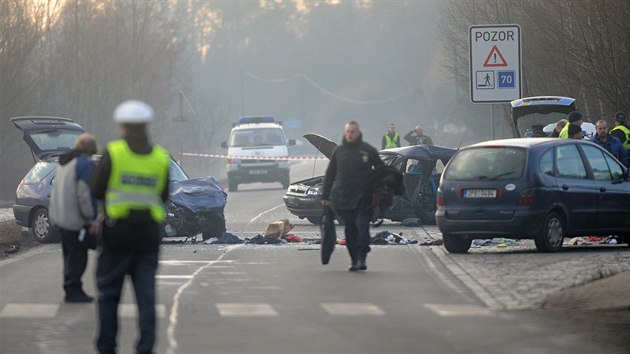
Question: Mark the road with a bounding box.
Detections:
[1,160,629,353]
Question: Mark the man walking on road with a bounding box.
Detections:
[90,100,170,354]
[404,125,433,146]
[50,133,99,303]
[322,121,383,271]
[381,123,401,149]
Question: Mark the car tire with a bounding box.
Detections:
[535,212,564,252]
[442,233,471,253]
[228,179,238,192]
[202,211,226,240]
[307,216,322,225]
[31,208,59,243]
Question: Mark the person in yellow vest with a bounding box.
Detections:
[558,111,583,139]
[381,123,401,149]
[609,112,630,165]
[90,100,170,354]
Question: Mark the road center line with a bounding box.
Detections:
[166,244,243,354]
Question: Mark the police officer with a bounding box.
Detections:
[609,112,630,165]
[559,111,583,139]
[90,100,170,354]
[322,121,383,271]
[381,123,401,149]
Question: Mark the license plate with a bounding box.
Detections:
[464,189,497,198]
[249,169,268,175]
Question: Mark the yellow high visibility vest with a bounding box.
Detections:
[610,125,630,149]
[105,140,169,222]
[558,124,570,139]
[384,133,399,148]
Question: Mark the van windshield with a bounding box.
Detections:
[444,147,526,180]
[230,128,285,147]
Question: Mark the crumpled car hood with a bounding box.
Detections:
[169,177,227,212]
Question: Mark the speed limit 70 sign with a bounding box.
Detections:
[469,24,522,103]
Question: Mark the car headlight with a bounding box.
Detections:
[307,187,321,196]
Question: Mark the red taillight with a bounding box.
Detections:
[518,189,535,205]
[437,189,444,206]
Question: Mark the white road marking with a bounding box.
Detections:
[119,304,167,318]
[320,303,386,316]
[156,275,194,279]
[246,203,284,228]
[166,244,242,354]
[159,260,234,265]
[0,304,59,318]
[216,303,278,317]
[0,244,57,269]
[423,304,494,317]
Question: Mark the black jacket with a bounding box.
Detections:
[404,130,433,146]
[322,135,383,210]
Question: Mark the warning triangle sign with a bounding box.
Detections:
[483,45,508,67]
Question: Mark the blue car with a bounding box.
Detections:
[11,116,226,243]
[436,138,630,253]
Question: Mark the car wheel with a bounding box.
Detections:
[442,233,471,253]
[202,211,226,240]
[535,212,564,252]
[228,179,238,192]
[31,208,59,243]
[307,216,322,225]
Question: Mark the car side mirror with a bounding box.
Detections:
[288,139,296,146]
[221,141,227,148]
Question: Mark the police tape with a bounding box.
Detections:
[181,152,328,161]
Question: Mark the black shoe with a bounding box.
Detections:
[348,264,358,271]
[65,292,94,303]
[357,261,367,270]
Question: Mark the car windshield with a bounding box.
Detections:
[169,160,189,182]
[230,128,285,147]
[23,161,56,184]
[30,130,83,152]
[444,147,526,180]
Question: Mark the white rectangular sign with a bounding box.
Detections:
[469,24,522,103]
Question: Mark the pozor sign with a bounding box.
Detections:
[469,24,522,103]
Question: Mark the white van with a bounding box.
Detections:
[221,116,295,191]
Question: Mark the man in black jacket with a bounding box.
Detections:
[322,121,383,271]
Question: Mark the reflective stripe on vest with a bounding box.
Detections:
[105,140,169,222]
[384,133,399,148]
[610,125,630,149]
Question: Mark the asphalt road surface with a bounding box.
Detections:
[0,160,627,354]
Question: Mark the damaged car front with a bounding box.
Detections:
[11,116,227,243]
[283,133,456,225]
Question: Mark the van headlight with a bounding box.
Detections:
[307,187,321,196]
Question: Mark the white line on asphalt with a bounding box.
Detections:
[156,275,194,279]
[166,244,243,354]
[0,304,59,318]
[216,303,278,317]
[423,304,494,317]
[0,244,57,269]
[320,303,386,316]
[246,203,284,227]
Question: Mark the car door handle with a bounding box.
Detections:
[599,187,606,192]
[561,184,569,190]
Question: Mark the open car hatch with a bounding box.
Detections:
[10,116,85,160]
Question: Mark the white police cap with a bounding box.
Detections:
[113,100,154,124]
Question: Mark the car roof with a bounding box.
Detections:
[510,96,576,108]
[380,145,458,164]
[462,137,605,150]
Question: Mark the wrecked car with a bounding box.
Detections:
[11,116,226,243]
[283,133,457,224]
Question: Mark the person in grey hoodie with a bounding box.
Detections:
[50,133,99,303]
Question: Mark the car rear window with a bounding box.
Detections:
[444,147,526,180]
[23,161,56,184]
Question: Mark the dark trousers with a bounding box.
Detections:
[60,229,89,295]
[339,206,372,265]
[96,248,158,354]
